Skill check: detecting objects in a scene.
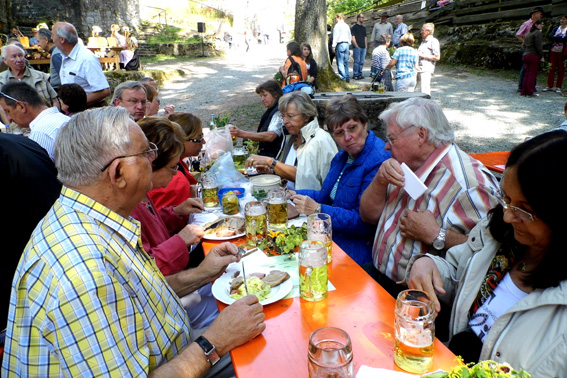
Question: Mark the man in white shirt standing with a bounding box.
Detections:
[332,14,352,83]
[52,22,111,108]
[371,12,393,48]
[417,23,440,96]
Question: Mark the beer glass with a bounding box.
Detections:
[394,290,435,374]
[232,146,247,170]
[266,188,288,230]
[244,201,267,248]
[201,172,219,208]
[299,240,328,302]
[308,327,353,378]
[307,213,333,263]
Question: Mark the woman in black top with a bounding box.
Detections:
[301,42,318,89]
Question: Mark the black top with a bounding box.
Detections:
[351,24,367,48]
[257,99,284,158]
[307,58,318,89]
[0,134,61,330]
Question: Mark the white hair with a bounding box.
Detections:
[396,15,404,21]
[55,22,79,45]
[379,98,454,147]
[1,45,25,59]
[55,107,133,186]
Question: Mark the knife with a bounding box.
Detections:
[241,260,249,295]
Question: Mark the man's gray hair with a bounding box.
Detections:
[1,45,25,59]
[55,107,133,186]
[55,22,79,45]
[423,23,435,33]
[379,98,454,147]
[112,81,147,103]
[396,15,404,21]
[278,91,318,120]
[37,28,52,42]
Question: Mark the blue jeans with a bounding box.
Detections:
[353,47,366,77]
[336,42,350,81]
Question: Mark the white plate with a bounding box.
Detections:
[203,231,246,241]
[212,267,293,306]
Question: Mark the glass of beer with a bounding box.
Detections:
[266,188,288,230]
[201,172,219,208]
[308,327,353,378]
[299,240,328,302]
[244,201,267,248]
[394,290,435,374]
[307,213,332,263]
[232,146,247,170]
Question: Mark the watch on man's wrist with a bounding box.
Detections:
[432,227,447,251]
[195,336,221,366]
[270,158,278,169]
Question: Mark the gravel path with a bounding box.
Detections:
[146,44,565,153]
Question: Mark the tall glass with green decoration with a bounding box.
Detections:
[299,240,328,302]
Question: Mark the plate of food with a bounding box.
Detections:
[203,216,246,241]
[212,267,293,306]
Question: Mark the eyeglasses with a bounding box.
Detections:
[0,91,20,103]
[187,137,205,143]
[279,113,301,120]
[100,142,159,172]
[333,123,361,138]
[386,126,416,145]
[122,98,147,107]
[496,191,536,222]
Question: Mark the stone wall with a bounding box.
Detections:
[9,0,141,38]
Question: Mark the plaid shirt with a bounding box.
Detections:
[392,46,418,79]
[2,187,192,377]
[372,144,499,282]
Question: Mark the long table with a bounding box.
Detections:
[202,240,458,377]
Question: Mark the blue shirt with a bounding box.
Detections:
[392,46,419,79]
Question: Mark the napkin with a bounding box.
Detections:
[401,162,427,200]
[356,366,420,378]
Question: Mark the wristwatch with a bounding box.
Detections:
[195,336,221,366]
[270,158,278,169]
[315,204,322,213]
[432,227,447,251]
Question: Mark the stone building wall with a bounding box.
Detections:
[9,0,141,38]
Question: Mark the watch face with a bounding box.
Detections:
[433,239,444,250]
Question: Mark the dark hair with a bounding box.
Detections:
[300,42,313,64]
[399,32,415,47]
[37,28,52,42]
[326,94,368,132]
[142,83,158,102]
[57,84,87,113]
[256,80,283,99]
[488,130,567,289]
[286,41,302,57]
[530,19,543,32]
[0,82,44,108]
[377,34,391,45]
[168,112,202,139]
[137,117,185,171]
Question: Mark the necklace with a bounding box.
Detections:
[517,262,528,272]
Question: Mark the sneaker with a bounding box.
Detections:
[528,93,540,97]
[542,87,553,92]
[557,89,563,94]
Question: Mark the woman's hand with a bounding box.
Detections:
[178,224,205,246]
[285,189,297,200]
[164,104,175,117]
[291,194,319,215]
[407,257,446,313]
[245,154,271,171]
[174,198,205,216]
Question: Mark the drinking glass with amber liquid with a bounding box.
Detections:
[299,240,328,302]
[307,213,332,263]
[266,188,287,230]
[245,201,267,248]
[201,172,219,208]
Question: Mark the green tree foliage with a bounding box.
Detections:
[327,0,375,22]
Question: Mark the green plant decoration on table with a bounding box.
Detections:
[423,359,531,378]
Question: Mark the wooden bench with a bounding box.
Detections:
[28,56,121,71]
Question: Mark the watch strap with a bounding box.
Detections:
[271,158,278,169]
[195,336,221,366]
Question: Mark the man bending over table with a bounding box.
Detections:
[2,107,265,377]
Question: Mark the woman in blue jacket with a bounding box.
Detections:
[290,95,390,265]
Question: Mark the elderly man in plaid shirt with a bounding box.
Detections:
[2,107,265,378]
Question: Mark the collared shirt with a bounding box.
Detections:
[60,43,110,93]
[392,22,409,46]
[2,187,192,377]
[371,143,499,282]
[0,67,57,104]
[371,22,393,43]
[418,35,441,73]
[392,46,419,79]
[332,20,352,49]
[29,107,70,161]
[516,19,534,38]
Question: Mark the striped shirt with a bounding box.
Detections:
[372,143,499,282]
[2,186,192,377]
[29,107,69,161]
[371,45,391,72]
[392,46,419,79]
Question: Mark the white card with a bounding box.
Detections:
[401,162,427,200]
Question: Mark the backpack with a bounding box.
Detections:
[285,56,303,85]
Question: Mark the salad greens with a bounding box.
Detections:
[423,359,531,378]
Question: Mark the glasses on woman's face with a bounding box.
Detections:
[187,135,205,143]
[279,113,301,120]
[100,142,159,172]
[496,190,536,222]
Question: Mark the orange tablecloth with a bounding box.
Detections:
[203,240,458,377]
[470,151,510,174]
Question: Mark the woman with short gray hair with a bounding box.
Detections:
[245,91,338,190]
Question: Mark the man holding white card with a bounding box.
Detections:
[360,98,499,298]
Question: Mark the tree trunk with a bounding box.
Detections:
[294,0,348,91]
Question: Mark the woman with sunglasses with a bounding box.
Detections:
[407,130,567,376]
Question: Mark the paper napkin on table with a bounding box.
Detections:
[401,162,427,200]
[356,366,420,378]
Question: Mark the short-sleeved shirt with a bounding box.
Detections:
[28,107,70,161]
[2,186,192,376]
[392,22,409,46]
[60,43,110,93]
[372,143,498,282]
[418,35,441,73]
[351,24,367,48]
[516,19,534,39]
[48,46,63,88]
[392,46,419,79]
